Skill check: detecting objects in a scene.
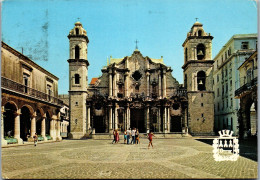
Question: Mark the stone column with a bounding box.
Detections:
[87,106,91,132]
[109,106,112,133]
[167,107,170,132]
[41,114,46,140]
[56,112,61,141]
[146,72,150,97]
[109,71,112,97]
[14,109,23,144]
[158,107,161,132]
[127,106,130,129]
[162,69,166,98]
[113,72,117,97]
[163,107,167,133]
[1,106,7,146]
[125,73,129,97]
[146,106,150,133]
[50,116,57,141]
[30,112,36,137]
[115,106,118,130]
[158,70,161,98]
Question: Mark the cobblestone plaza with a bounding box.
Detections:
[2,137,257,179]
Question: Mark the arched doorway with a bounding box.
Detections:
[3,102,16,137]
[36,109,42,135]
[20,106,31,141]
[46,112,51,136]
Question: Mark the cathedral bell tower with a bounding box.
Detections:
[67,21,89,139]
[182,21,214,135]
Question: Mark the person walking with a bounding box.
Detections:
[112,129,116,144]
[33,133,38,146]
[124,129,127,144]
[115,129,119,143]
[131,128,136,144]
[127,128,131,144]
[135,129,140,144]
[147,132,155,149]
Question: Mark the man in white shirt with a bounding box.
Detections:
[131,128,136,144]
[126,128,131,144]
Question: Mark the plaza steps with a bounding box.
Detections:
[90,133,192,140]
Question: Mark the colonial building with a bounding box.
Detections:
[68,21,215,138]
[235,51,257,138]
[59,94,70,138]
[1,42,62,145]
[213,34,257,135]
[182,21,215,135]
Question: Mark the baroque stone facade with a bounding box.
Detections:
[68,21,215,138]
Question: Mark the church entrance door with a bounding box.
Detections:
[130,109,145,133]
[170,116,182,132]
[93,116,106,133]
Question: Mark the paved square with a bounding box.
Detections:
[1,137,257,179]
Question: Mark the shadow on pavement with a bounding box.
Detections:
[195,137,257,162]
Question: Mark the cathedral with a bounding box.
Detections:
[67,21,215,139]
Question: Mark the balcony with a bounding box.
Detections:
[177,88,187,97]
[1,76,63,106]
[235,77,257,98]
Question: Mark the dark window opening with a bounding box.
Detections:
[75,74,80,84]
[185,48,188,62]
[241,42,249,50]
[75,45,80,59]
[197,71,206,91]
[132,71,142,81]
[201,113,204,117]
[201,103,203,107]
[197,44,205,60]
[135,85,139,92]
[172,103,180,110]
[198,30,202,36]
[184,74,187,88]
[75,28,79,35]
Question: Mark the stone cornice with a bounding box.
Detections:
[182,36,214,47]
[182,60,214,70]
[67,59,90,66]
[67,34,89,43]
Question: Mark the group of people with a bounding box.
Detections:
[112,128,155,149]
[124,128,140,145]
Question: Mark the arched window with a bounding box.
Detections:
[75,74,80,84]
[197,71,206,91]
[197,44,205,60]
[75,28,79,35]
[185,48,188,62]
[75,45,80,59]
[198,30,202,36]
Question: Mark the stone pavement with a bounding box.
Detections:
[1,137,258,179]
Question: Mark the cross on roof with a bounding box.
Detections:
[195,17,198,21]
[77,17,80,21]
[135,39,139,49]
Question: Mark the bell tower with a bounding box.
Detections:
[67,21,89,139]
[182,21,214,135]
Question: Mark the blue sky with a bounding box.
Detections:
[2,0,257,94]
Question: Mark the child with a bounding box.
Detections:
[147,132,155,149]
[33,133,38,146]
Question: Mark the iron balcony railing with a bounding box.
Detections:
[235,77,257,97]
[1,76,63,106]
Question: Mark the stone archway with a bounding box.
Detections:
[20,105,33,141]
[3,102,17,137]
